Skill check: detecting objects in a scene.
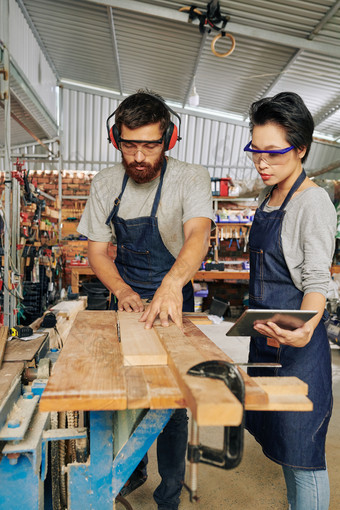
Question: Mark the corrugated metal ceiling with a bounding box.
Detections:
[7,0,340,153]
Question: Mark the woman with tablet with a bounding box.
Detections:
[243,92,336,510]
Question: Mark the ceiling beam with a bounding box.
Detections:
[107,6,123,95]
[87,0,340,58]
[15,0,60,81]
[259,0,340,117]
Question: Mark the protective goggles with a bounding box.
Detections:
[118,136,164,155]
[244,141,295,165]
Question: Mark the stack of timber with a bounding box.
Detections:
[40,311,312,427]
[30,297,87,347]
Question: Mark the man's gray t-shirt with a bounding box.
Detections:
[258,185,336,297]
[78,157,215,258]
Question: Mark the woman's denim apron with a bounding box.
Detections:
[246,170,332,469]
[105,158,194,309]
[105,158,192,508]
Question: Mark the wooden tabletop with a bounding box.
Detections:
[40,311,312,426]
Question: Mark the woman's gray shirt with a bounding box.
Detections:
[259,185,336,297]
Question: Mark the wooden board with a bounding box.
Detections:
[0,362,24,403]
[39,311,313,420]
[4,333,47,362]
[183,313,212,325]
[154,321,243,427]
[118,311,168,366]
[124,366,185,410]
[0,326,9,368]
[40,311,127,412]
[181,318,268,407]
[50,297,87,320]
[247,376,313,411]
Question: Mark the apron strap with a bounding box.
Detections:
[150,158,167,217]
[105,173,129,225]
[259,170,306,211]
[279,170,306,210]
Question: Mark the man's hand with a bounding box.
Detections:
[253,321,313,348]
[139,282,183,330]
[115,286,144,312]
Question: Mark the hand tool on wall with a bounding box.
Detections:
[228,229,240,249]
[244,226,250,253]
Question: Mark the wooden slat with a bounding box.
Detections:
[50,297,87,320]
[118,311,168,366]
[183,313,212,325]
[182,318,268,407]
[125,366,150,409]
[0,326,9,368]
[254,376,308,395]
[4,333,47,362]
[124,366,185,410]
[0,362,24,403]
[143,366,186,409]
[154,322,243,427]
[40,311,127,412]
[246,376,312,411]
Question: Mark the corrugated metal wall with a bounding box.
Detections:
[61,87,340,180]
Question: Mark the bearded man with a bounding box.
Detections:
[77,90,214,510]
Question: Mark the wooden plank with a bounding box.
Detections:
[246,376,312,411]
[0,326,9,368]
[40,311,127,412]
[194,270,249,280]
[183,313,212,325]
[118,311,168,366]
[50,297,87,320]
[254,376,308,395]
[182,318,268,407]
[143,366,186,410]
[4,334,47,362]
[0,362,24,403]
[154,322,243,427]
[125,366,150,409]
[124,365,185,410]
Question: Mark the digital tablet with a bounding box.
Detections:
[226,309,318,337]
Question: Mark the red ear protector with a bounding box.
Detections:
[106,95,181,152]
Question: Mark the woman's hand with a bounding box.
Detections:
[253,320,313,348]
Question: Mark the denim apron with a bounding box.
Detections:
[105,159,192,508]
[246,170,332,469]
[105,158,194,310]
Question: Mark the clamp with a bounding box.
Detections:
[184,360,245,501]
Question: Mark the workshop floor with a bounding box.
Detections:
[119,321,340,510]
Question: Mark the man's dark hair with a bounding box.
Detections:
[249,92,314,163]
[114,89,170,135]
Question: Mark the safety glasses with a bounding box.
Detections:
[244,141,295,165]
[119,136,164,156]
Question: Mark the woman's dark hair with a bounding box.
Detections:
[114,89,170,135]
[249,92,314,163]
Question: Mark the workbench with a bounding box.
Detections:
[70,265,96,293]
[38,310,310,509]
[0,307,312,510]
[70,266,250,293]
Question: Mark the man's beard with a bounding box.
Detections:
[122,151,165,184]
